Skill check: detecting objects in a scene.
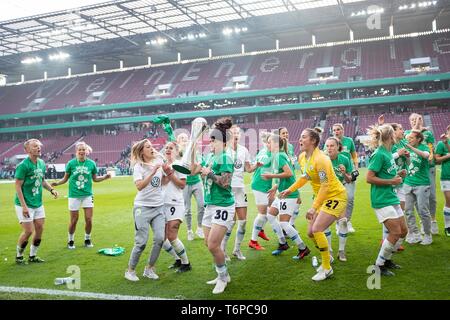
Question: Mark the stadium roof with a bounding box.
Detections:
[1,0,449,81]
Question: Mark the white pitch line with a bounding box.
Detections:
[0,286,173,300]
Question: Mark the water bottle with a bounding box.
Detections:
[312,256,319,268]
[54,277,73,285]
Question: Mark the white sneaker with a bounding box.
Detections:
[212,278,228,294]
[206,274,231,285]
[312,267,333,281]
[406,233,422,244]
[187,230,194,241]
[196,228,205,239]
[124,270,139,282]
[232,250,246,260]
[431,221,439,235]
[143,267,159,280]
[347,221,355,233]
[421,234,433,245]
[224,253,231,262]
[338,250,347,262]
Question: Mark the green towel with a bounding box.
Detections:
[98,247,125,256]
[152,115,175,142]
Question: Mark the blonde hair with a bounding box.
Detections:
[130,139,152,166]
[24,139,42,151]
[164,141,181,160]
[366,124,394,150]
[332,123,344,131]
[75,141,93,155]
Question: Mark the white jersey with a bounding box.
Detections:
[229,144,251,188]
[163,169,187,205]
[133,159,164,207]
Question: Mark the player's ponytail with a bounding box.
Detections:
[366,124,394,150]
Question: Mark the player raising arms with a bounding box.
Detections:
[14,139,59,264]
[435,125,450,237]
[263,134,310,259]
[160,141,192,272]
[221,124,260,261]
[366,124,408,276]
[51,142,111,249]
[125,139,166,281]
[199,117,235,294]
[248,132,273,250]
[325,137,352,262]
[280,129,347,281]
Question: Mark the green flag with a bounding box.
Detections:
[152,114,175,142]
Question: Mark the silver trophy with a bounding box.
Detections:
[172,117,208,174]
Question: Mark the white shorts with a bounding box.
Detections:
[441,180,450,192]
[253,190,269,206]
[233,187,248,208]
[374,205,404,224]
[270,198,298,216]
[202,205,235,229]
[395,186,406,202]
[15,205,45,223]
[164,204,185,222]
[69,196,94,211]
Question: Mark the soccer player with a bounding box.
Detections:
[14,139,59,264]
[221,125,260,261]
[160,141,192,272]
[279,127,297,165]
[248,132,274,250]
[366,124,407,276]
[404,130,432,245]
[280,129,347,281]
[325,137,352,262]
[331,123,358,233]
[435,125,450,236]
[263,134,310,260]
[125,139,166,281]
[51,142,111,249]
[405,113,437,234]
[177,133,205,241]
[199,117,235,294]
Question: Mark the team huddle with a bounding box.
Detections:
[12,112,450,294]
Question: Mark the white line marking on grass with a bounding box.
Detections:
[0,286,173,300]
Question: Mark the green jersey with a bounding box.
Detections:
[66,158,98,198]
[273,152,298,199]
[436,140,450,180]
[405,129,435,168]
[251,148,273,193]
[330,153,352,184]
[14,157,46,208]
[405,143,430,186]
[204,152,234,207]
[324,136,355,170]
[392,138,409,187]
[368,146,400,209]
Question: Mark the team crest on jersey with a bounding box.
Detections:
[151,176,160,187]
[318,170,327,182]
[234,159,243,169]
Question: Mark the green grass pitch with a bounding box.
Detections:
[0,168,449,300]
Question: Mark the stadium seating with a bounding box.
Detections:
[1,33,450,115]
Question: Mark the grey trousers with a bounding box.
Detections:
[345,181,355,221]
[404,185,432,235]
[183,181,205,230]
[128,205,165,269]
[429,167,436,218]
